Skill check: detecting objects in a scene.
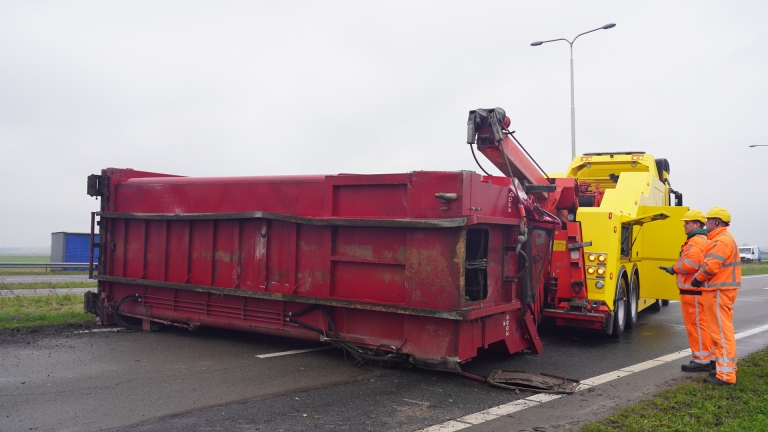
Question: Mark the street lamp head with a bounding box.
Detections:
[601,23,616,30]
[750,145,757,147]
[531,41,543,46]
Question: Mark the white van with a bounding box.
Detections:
[739,246,762,263]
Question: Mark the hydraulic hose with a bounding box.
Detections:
[511,250,529,280]
[113,294,143,331]
[469,144,492,176]
[287,304,323,318]
[286,305,408,365]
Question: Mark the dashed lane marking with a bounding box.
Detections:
[255,346,334,358]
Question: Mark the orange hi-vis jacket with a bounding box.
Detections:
[673,231,708,289]
[693,227,741,290]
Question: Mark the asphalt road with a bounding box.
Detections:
[0,274,93,283]
[2,275,767,432]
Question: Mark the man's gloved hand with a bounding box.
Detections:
[691,278,703,288]
[665,266,676,275]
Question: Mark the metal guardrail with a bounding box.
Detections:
[0,262,92,269]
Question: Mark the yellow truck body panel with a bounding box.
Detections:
[560,153,686,314]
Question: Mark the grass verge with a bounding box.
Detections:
[0,282,97,290]
[0,294,93,330]
[581,348,768,431]
[0,255,50,263]
[742,261,768,276]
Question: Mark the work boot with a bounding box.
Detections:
[704,376,734,386]
[709,360,716,377]
[681,361,711,372]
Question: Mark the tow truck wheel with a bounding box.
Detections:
[650,299,663,312]
[662,300,670,306]
[611,277,628,338]
[626,269,639,329]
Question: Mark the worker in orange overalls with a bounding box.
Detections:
[662,209,711,373]
[691,207,741,385]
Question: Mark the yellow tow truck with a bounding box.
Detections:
[543,152,687,336]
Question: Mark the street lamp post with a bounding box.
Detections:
[531,23,616,159]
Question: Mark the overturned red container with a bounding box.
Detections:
[85,167,555,369]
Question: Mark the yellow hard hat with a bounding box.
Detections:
[706,206,731,223]
[681,209,706,223]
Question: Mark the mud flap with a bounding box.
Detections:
[487,370,580,394]
[604,311,615,335]
[83,291,98,314]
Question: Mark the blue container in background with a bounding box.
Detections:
[51,232,99,264]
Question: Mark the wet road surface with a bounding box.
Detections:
[2,275,767,431]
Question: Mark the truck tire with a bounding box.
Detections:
[662,300,670,306]
[611,277,628,338]
[650,299,663,312]
[626,269,639,329]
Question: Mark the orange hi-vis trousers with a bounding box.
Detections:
[680,293,711,364]
[703,289,738,383]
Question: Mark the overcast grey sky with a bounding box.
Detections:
[1,1,767,249]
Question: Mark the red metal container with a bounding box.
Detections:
[86,167,555,368]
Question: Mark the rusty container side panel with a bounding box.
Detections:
[95,168,533,362]
[104,216,466,309]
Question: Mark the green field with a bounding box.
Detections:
[0,255,50,263]
[0,255,92,275]
[0,282,97,290]
[742,261,768,276]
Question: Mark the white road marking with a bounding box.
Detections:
[424,420,472,431]
[744,274,768,278]
[418,325,768,432]
[255,346,334,358]
[736,297,768,302]
[525,393,561,403]
[618,359,666,373]
[736,324,768,339]
[579,369,634,387]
